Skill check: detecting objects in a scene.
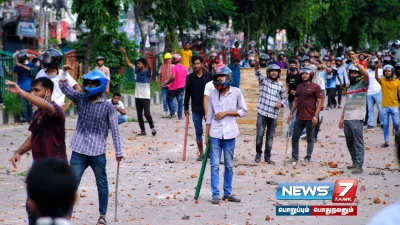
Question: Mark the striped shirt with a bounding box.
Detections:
[59,81,123,157]
[255,69,287,119]
[344,80,368,120]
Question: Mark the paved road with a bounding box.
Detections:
[0,101,398,225]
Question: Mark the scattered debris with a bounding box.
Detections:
[373,197,381,204]
[182,215,190,220]
[266,181,279,185]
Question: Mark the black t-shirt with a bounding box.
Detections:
[184,70,212,114]
[286,72,301,102]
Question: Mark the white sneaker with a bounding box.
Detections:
[162,111,168,118]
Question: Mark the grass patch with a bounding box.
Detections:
[127,118,148,123]
[128,118,137,122]
[14,171,26,177]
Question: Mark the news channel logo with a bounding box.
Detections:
[275,179,358,216]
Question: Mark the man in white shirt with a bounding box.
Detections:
[203,80,214,117]
[365,56,383,130]
[334,57,349,108]
[94,56,110,94]
[205,64,247,205]
[313,64,326,140]
[107,92,128,124]
[35,49,81,111]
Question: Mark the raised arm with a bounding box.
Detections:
[5,80,56,116]
[59,72,84,104]
[120,47,135,71]
[375,67,381,84]
[254,54,265,83]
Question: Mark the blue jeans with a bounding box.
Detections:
[70,152,108,215]
[192,112,204,141]
[367,92,382,126]
[210,137,236,198]
[168,88,184,118]
[381,107,400,142]
[288,100,297,136]
[20,93,33,121]
[118,115,128,124]
[162,87,171,112]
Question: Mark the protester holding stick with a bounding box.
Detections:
[205,64,247,204]
[60,69,123,225]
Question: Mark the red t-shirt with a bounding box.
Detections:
[29,102,67,162]
[230,48,240,61]
[295,82,322,120]
[359,60,367,69]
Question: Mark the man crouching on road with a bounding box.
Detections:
[205,64,248,205]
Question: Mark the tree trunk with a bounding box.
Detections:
[178,25,185,49]
[82,31,94,74]
[164,31,172,53]
[134,4,147,54]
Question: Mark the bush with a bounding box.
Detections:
[110,73,124,93]
[3,93,22,116]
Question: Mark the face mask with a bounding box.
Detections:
[289,67,297,72]
[35,62,40,67]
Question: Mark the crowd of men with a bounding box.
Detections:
[3,42,400,224]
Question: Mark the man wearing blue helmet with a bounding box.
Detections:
[59,70,123,225]
[254,54,287,164]
[205,64,247,204]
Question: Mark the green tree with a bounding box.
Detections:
[71,0,129,73]
[68,32,138,92]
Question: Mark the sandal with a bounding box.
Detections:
[97,215,107,225]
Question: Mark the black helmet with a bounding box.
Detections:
[259,53,270,68]
[368,56,378,70]
[42,49,63,69]
[96,56,105,62]
[16,51,28,63]
[395,63,400,76]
